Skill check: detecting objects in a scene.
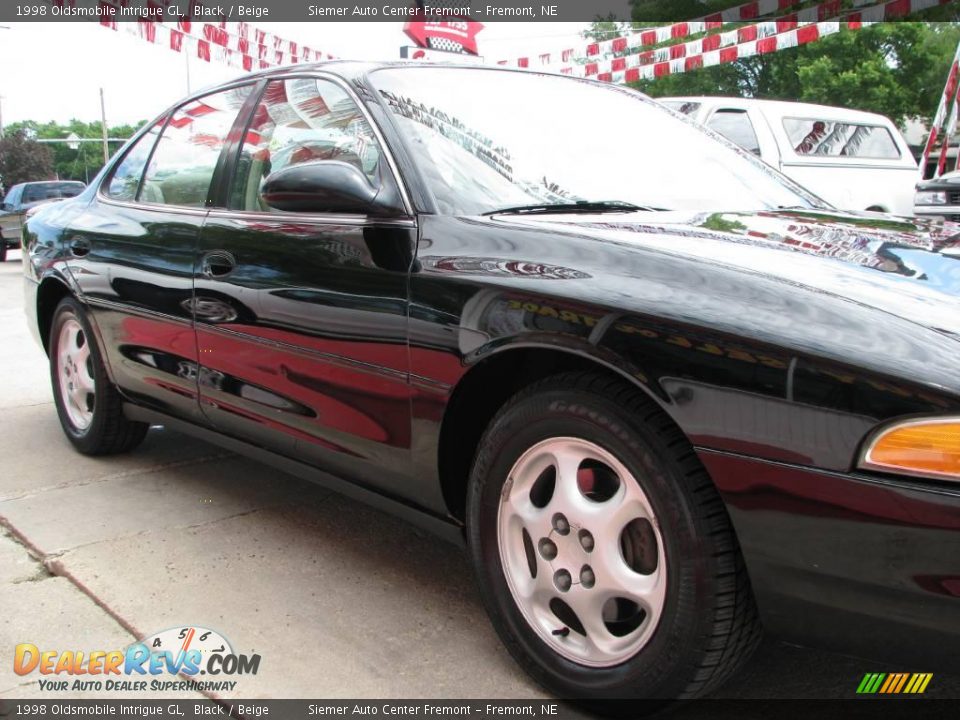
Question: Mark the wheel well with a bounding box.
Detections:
[36,278,72,355]
[866,205,886,212]
[438,348,652,522]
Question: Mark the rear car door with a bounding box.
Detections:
[194,75,417,494]
[67,84,255,422]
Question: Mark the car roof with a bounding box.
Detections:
[659,96,896,124]
[23,180,84,187]
[917,170,960,188]
[171,60,618,125]
[223,59,510,82]
[196,59,607,95]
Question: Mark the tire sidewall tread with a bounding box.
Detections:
[49,297,147,455]
[466,372,760,700]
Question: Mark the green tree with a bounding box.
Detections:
[6,119,144,183]
[585,21,960,127]
[0,129,55,189]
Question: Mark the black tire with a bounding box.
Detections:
[49,297,149,455]
[467,372,761,701]
[0,242,7,262]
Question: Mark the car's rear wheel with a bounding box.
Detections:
[50,297,148,455]
[467,372,761,700]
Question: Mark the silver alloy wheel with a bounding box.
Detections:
[56,317,96,431]
[497,437,667,667]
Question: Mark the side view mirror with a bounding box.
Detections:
[260,160,404,217]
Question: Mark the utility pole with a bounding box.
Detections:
[0,25,9,139]
[185,51,192,94]
[99,88,109,164]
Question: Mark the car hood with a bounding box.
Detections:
[917,171,960,191]
[497,207,960,338]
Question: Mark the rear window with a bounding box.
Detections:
[22,182,85,204]
[783,118,901,159]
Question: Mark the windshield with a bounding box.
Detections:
[371,68,821,216]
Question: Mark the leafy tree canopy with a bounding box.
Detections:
[0,129,55,190]
[2,119,145,185]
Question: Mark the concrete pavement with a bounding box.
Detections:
[0,249,956,703]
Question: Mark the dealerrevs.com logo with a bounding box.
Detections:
[14,626,260,693]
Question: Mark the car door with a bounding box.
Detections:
[66,84,256,423]
[194,75,418,495]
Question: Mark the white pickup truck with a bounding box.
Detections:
[661,97,918,216]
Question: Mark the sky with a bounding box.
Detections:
[0,21,591,127]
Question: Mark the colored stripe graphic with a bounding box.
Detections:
[879,673,897,693]
[893,673,910,693]
[857,673,932,694]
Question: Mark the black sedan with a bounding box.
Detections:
[21,62,960,701]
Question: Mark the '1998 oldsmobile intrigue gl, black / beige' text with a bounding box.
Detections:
[21,63,960,700]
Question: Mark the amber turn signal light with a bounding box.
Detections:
[860,417,960,481]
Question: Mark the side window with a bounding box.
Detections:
[229,78,382,213]
[784,118,901,159]
[707,109,761,156]
[4,186,23,208]
[140,85,253,208]
[106,118,165,201]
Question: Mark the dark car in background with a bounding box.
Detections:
[20,63,960,701]
[0,181,85,261]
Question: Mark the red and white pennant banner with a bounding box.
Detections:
[108,18,338,70]
[546,20,850,81]
[51,0,333,70]
[495,0,834,68]
[496,0,954,70]
[921,38,960,178]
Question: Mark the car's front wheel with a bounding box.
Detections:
[49,297,148,455]
[467,372,761,700]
